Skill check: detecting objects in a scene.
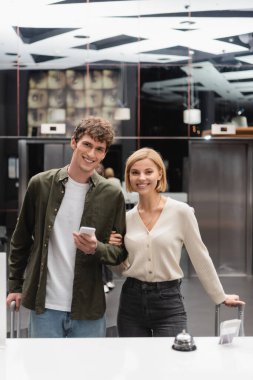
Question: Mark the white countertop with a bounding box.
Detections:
[0,337,252,380]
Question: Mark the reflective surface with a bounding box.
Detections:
[189,140,252,275]
[1,337,253,380]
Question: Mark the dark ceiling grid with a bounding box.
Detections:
[143,46,215,64]
[31,54,66,63]
[0,0,252,110]
[14,27,78,44]
[211,55,253,68]
[74,34,145,50]
[133,11,253,18]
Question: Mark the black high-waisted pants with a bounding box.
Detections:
[117,277,187,337]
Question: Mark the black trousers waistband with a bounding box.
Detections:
[126,277,181,290]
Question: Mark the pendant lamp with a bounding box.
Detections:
[114,60,130,121]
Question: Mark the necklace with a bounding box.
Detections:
[138,195,162,229]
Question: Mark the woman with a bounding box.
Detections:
[110,147,244,337]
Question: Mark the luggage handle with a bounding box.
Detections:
[10,300,21,338]
[215,303,245,337]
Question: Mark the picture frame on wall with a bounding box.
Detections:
[27,69,120,137]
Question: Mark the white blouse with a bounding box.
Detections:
[122,197,227,305]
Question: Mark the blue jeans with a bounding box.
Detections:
[117,277,187,337]
[29,309,106,338]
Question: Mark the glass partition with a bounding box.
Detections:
[1,1,253,338]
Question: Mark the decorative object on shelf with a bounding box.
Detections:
[231,115,248,127]
[41,123,66,135]
[211,124,236,135]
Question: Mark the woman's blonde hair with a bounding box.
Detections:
[125,147,167,193]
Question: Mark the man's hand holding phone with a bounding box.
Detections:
[79,226,96,236]
[73,226,97,254]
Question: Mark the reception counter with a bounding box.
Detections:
[0,337,252,380]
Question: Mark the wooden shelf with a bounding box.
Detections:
[202,127,253,137]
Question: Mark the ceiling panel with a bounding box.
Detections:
[0,0,253,105]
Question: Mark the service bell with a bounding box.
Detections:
[172,329,197,351]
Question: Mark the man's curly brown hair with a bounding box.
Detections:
[73,116,114,150]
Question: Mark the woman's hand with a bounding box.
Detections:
[223,294,245,307]
[109,231,122,246]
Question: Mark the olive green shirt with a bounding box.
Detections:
[8,166,127,319]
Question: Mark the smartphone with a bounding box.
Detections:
[79,226,96,236]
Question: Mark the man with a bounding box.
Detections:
[6,116,127,338]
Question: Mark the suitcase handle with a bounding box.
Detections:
[10,300,21,338]
[215,303,245,336]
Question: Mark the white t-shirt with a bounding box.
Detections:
[45,177,89,311]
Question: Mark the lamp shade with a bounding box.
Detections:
[183,109,201,124]
[114,107,131,121]
[231,116,248,127]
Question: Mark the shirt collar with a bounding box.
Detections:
[57,165,100,187]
